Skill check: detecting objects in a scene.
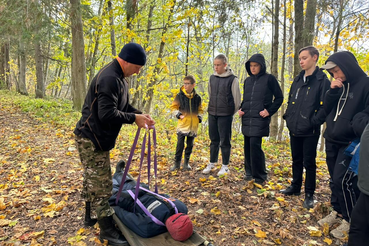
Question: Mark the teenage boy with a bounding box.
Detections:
[170,75,203,171]
[280,46,330,209]
[318,51,369,239]
[203,54,241,176]
[238,53,283,185]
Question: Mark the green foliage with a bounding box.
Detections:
[0,90,80,128]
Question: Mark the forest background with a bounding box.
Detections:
[0,0,369,245]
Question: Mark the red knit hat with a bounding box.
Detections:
[165,213,193,241]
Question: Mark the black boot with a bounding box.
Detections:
[303,193,314,209]
[182,158,191,171]
[98,216,128,246]
[84,202,97,227]
[280,185,301,196]
[170,160,181,171]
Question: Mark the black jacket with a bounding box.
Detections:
[358,124,369,195]
[74,59,140,151]
[240,54,283,137]
[109,171,188,238]
[323,51,369,144]
[284,67,330,136]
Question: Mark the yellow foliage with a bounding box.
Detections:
[323,237,332,245]
[210,207,221,215]
[255,229,267,238]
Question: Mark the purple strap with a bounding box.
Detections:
[127,190,165,226]
[139,186,178,214]
[147,131,151,189]
[115,128,141,204]
[115,126,159,207]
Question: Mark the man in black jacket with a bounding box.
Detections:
[280,46,330,208]
[238,54,283,184]
[317,51,369,239]
[74,43,155,246]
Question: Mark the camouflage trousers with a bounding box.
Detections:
[75,135,115,219]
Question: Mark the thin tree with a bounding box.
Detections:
[70,0,87,111]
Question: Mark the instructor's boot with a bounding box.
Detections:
[84,202,97,227]
[170,160,181,171]
[98,216,128,246]
[182,158,191,171]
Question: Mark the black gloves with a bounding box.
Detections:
[176,112,182,119]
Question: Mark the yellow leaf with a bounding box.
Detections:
[0,198,6,210]
[276,197,285,202]
[255,229,267,238]
[34,176,40,182]
[199,178,207,182]
[323,237,332,245]
[307,226,322,237]
[322,223,330,236]
[31,231,45,239]
[77,228,85,235]
[252,220,262,226]
[188,198,198,204]
[34,215,41,221]
[254,183,263,189]
[215,191,220,197]
[273,238,282,244]
[210,207,222,215]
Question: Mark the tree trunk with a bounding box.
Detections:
[303,0,317,46]
[0,43,5,89]
[278,0,287,141]
[35,41,44,98]
[18,39,28,95]
[107,1,116,56]
[270,0,280,138]
[293,0,304,78]
[126,0,137,31]
[142,0,177,113]
[70,0,87,111]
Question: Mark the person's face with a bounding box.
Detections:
[299,50,317,71]
[214,59,227,74]
[183,79,195,94]
[328,66,347,82]
[123,61,143,77]
[249,62,261,75]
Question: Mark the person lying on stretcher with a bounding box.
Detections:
[109,161,194,241]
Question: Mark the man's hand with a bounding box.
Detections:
[135,114,155,128]
[238,109,245,117]
[259,109,269,118]
[179,115,185,119]
[331,78,344,89]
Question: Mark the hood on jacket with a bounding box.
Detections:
[180,86,195,99]
[245,54,267,77]
[323,51,367,84]
[213,67,235,78]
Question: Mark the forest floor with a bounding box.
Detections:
[0,95,348,246]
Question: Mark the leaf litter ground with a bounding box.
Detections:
[0,102,347,246]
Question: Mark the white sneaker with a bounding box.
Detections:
[217,165,229,176]
[202,163,215,174]
[330,219,350,239]
[318,211,341,227]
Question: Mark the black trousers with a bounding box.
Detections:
[290,135,319,194]
[348,193,369,246]
[244,136,266,183]
[208,114,233,165]
[326,140,360,221]
[175,133,195,162]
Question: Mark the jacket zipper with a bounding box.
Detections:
[249,78,257,134]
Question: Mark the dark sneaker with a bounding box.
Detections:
[280,186,301,196]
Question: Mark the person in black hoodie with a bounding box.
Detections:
[238,54,283,184]
[280,46,330,209]
[74,43,155,246]
[317,51,369,239]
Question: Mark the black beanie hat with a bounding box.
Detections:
[118,43,146,66]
